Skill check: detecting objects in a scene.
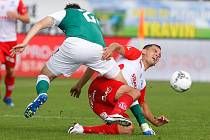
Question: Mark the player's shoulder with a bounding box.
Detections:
[123,46,142,60]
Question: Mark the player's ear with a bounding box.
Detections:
[142,49,146,55]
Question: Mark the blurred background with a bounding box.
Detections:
[13,0,210,82]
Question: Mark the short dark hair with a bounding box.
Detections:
[143,44,161,50]
[64,3,81,10]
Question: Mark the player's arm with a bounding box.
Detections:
[10,16,54,56]
[141,101,169,127]
[137,85,169,126]
[70,67,95,98]
[21,16,54,45]
[102,42,141,60]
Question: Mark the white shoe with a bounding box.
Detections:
[141,123,156,135]
[104,114,132,126]
[68,123,84,134]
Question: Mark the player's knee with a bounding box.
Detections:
[127,87,140,100]
[6,68,15,77]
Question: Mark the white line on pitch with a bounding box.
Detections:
[0,114,98,120]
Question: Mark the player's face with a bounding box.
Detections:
[143,46,161,67]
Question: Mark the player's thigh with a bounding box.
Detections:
[88,77,125,105]
[115,85,140,101]
[87,57,120,79]
[4,55,16,70]
[46,48,80,77]
[0,41,16,69]
[69,38,120,79]
[60,37,120,78]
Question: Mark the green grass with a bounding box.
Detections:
[196,28,210,39]
[0,78,210,140]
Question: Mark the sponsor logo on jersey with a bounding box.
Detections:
[118,102,127,110]
[131,73,137,89]
[89,90,96,109]
[102,86,112,102]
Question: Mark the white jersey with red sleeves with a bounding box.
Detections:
[116,46,147,103]
[0,0,27,42]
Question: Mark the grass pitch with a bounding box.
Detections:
[0,77,209,140]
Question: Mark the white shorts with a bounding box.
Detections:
[46,37,120,78]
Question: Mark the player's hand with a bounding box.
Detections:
[10,43,27,57]
[102,43,122,60]
[154,115,169,126]
[70,85,82,98]
[102,47,113,60]
[7,11,19,20]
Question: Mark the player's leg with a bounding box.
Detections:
[80,108,134,134]
[24,41,81,118]
[24,64,58,118]
[104,85,140,126]
[0,44,5,99]
[68,89,134,135]
[3,64,15,107]
[3,42,16,107]
[68,123,134,135]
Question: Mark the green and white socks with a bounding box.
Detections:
[36,75,50,95]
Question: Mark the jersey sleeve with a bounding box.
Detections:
[17,0,28,15]
[48,10,66,26]
[123,46,142,60]
[138,86,146,105]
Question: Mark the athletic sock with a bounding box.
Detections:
[110,94,134,115]
[130,101,146,125]
[83,124,119,134]
[4,75,15,98]
[36,75,50,95]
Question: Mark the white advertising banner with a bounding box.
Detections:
[128,38,210,82]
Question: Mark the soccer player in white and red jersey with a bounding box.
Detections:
[0,0,29,106]
[68,43,169,135]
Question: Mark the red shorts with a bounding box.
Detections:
[88,76,129,120]
[0,41,17,67]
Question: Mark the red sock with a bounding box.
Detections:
[83,124,119,134]
[4,76,15,98]
[111,94,134,115]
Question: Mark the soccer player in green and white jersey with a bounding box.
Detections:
[11,3,140,122]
